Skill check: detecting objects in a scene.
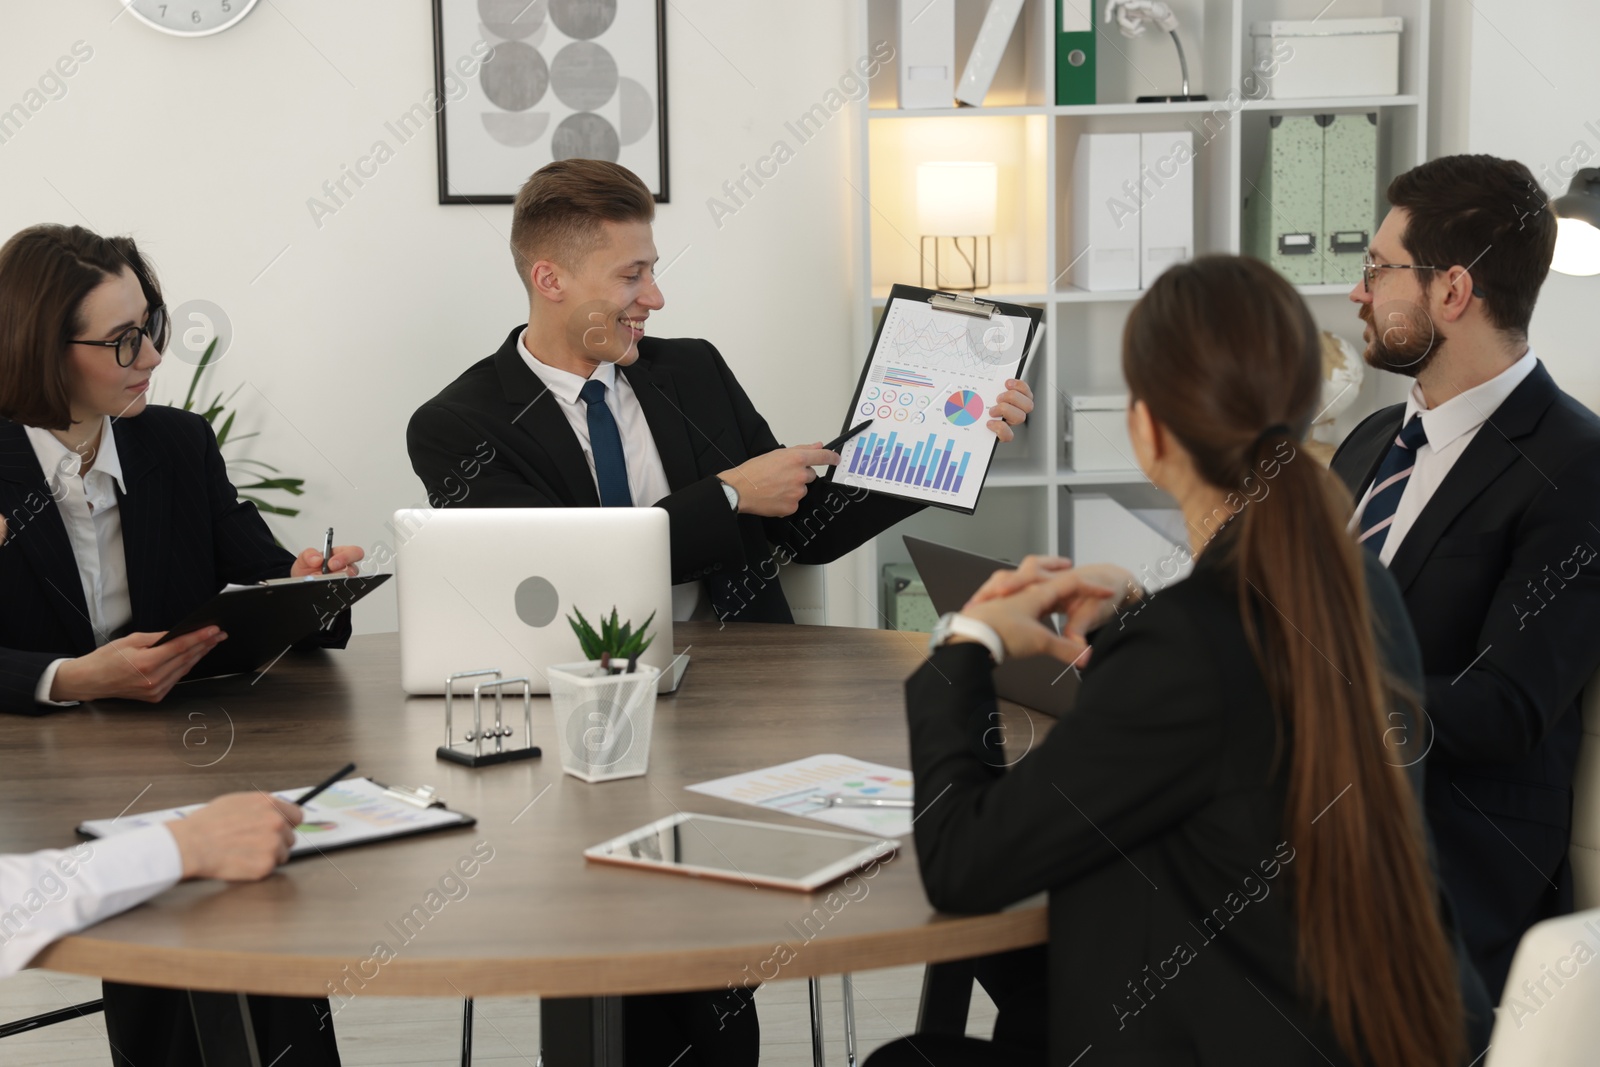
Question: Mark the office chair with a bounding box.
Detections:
[1483,907,1600,1066]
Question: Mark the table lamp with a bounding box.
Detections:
[1105,0,1207,103]
[917,161,998,291]
[1551,168,1600,276]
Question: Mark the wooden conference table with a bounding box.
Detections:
[1,624,1049,1066]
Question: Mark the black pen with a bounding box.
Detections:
[321,527,334,575]
[823,418,874,454]
[294,762,356,807]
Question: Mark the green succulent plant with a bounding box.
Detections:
[567,606,656,670]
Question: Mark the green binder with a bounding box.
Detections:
[1244,115,1325,285]
[1056,0,1095,105]
[1321,113,1378,286]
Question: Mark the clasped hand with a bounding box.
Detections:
[957,555,1140,666]
[719,379,1036,518]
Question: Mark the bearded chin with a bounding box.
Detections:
[1362,307,1442,378]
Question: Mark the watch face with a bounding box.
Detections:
[123,0,260,37]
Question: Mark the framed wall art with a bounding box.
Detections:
[433,0,668,203]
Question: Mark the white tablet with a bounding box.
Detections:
[584,813,898,892]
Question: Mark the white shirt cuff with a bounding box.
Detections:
[34,658,79,707]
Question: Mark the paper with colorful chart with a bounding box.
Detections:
[687,754,915,838]
[77,777,471,858]
[834,291,1038,513]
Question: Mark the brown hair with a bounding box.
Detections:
[1386,154,1556,338]
[1123,256,1465,1067]
[0,224,167,430]
[509,159,655,289]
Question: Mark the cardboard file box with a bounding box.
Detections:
[1065,394,1137,472]
[1139,130,1194,288]
[1250,18,1402,100]
[1244,115,1325,285]
[883,563,939,633]
[898,0,956,109]
[1071,133,1142,291]
[1321,113,1378,285]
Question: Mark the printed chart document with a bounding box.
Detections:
[834,285,1043,513]
[78,777,474,858]
[688,754,915,838]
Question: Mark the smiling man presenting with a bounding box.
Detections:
[407,159,1033,628]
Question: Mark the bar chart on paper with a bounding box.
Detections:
[836,292,1036,512]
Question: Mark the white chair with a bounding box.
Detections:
[1569,672,1600,909]
[779,563,829,626]
[1484,907,1600,1066]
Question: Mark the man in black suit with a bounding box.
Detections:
[407,159,1033,627]
[1330,154,1600,999]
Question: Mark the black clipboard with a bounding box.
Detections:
[831,285,1045,515]
[153,573,391,679]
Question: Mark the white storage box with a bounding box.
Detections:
[1065,394,1137,472]
[1251,18,1402,100]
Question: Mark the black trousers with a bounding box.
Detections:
[624,989,761,1067]
[866,1034,1046,1066]
[866,946,1049,1067]
[102,982,340,1066]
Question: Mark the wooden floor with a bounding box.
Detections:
[1,966,998,1065]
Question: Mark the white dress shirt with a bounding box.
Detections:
[24,418,132,705]
[516,330,703,620]
[0,824,182,979]
[1350,349,1539,565]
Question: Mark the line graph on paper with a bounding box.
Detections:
[686,754,914,837]
[879,301,1027,376]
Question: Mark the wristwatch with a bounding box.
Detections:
[719,480,740,512]
[928,612,1005,665]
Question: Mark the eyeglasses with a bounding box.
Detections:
[1362,254,1486,298]
[70,305,168,368]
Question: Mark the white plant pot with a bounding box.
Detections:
[547,661,661,782]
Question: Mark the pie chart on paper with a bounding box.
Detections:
[944,390,985,427]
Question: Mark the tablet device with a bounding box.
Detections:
[154,573,391,679]
[584,813,897,892]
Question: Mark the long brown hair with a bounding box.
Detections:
[1123,256,1465,1067]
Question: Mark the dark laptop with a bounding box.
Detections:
[903,536,1082,717]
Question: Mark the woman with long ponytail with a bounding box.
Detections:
[867,256,1490,1067]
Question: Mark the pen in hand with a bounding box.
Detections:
[295,762,356,807]
[321,527,334,575]
[807,794,913,809]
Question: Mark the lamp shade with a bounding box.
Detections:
[1551,169,1600,277]
[917,162,998,236]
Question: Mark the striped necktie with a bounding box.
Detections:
[1357,414,1428,557]
[579,379,633,507]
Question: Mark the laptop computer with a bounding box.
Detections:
[396,508,688,696]
[903,536,1081,717]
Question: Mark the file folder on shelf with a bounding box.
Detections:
[1321,113,1378,286]
[1244,115,1325,285]
[1056,0,1095,105]
[957,0,1026,107]
[1071,132,1141,291]
[899,0,956,109]
[1139,130,1194,288]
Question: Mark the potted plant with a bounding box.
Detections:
[547,608,661,782]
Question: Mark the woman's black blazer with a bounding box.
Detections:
[906,531,1492,1065]
[0,406,349,714]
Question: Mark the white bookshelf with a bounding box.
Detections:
[848,0,1429,623]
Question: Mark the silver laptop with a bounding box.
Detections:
[396,508,687,696]
[903,536,1081,717]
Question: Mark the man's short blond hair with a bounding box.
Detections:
[509,159,655,289]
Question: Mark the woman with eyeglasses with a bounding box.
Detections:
[0,224,363,717]
[867,256,1491,1066]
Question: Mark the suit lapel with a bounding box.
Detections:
[621,353,699,491]
[0,419,96,649]
[1387,363,1558,593]
[111,417,173,630]
[493,333,600,507]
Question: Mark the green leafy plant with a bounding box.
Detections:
[178,338,305,517]
[567,606,656,671]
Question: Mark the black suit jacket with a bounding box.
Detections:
[1330,361,1600,998]
[0,406,350,715]
[406,327,923,623]
[906,538,1491,1065]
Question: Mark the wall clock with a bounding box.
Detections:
[121,0,261,37]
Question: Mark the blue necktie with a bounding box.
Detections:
[579,379,633,507]
[1357,414,1428,557]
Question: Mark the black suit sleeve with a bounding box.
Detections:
[1422,440,1600,764]
[906,603,1225,914]
[0,648,66,716]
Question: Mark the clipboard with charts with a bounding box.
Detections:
[153,573,391,680]
[77,777,476,859]
[832,285,1044,514]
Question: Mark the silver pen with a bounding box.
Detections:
[807,794,914,809]
[321,527,334,575]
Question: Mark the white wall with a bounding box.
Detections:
[0,0,865,633]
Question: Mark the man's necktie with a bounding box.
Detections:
[579,379,633,507]
[1357,414,1428,557]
